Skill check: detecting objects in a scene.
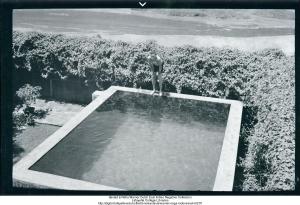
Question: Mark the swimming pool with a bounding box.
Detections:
[13,86,243,191]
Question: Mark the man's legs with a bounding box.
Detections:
[158,72,163,94]
[151,71,156,94]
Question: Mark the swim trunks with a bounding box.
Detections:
[153,62,164,73]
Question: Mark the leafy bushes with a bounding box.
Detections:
[241,51,295,190]
[13,84,47,129]
[12,32,248,96]
[12,31,295,191]
[15,83,41,106]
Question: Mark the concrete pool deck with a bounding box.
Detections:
[13,86,243,191]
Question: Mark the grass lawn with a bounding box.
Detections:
[13,123,60,164]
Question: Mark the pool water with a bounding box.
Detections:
[30,91,230,190]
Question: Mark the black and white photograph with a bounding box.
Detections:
[6,7,295,192]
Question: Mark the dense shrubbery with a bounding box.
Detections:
[12,31,295,191]
[13,84,48,129]
[15,83,41,106]
[12,31,250,96]
[241,51,295,190]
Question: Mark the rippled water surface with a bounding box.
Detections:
[30,91,230,190]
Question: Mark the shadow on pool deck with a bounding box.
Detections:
[13,140,25,163]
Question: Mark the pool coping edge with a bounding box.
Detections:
[213,100,243,191]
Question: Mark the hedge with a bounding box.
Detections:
[12,31,295,191]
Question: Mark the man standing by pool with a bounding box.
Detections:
[147,49,164,96]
